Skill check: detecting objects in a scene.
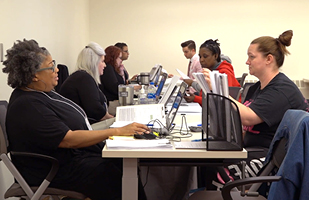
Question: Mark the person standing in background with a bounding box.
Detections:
[114,42,138,83]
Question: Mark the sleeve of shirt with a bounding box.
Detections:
[78,75,107,121]
[191,81,202,92]
[18,97,70,151]
[193,94,202,106]
[249,88,290,127]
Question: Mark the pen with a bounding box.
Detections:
[197,124,202,127]
[146,124,154,127]
[191,139,202,142]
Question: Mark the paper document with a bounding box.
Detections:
[115,104,166,125]
[192,73,211,95]
[106,139,173,149]
[176,69,190,79]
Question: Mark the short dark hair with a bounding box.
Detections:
[115,42,127,51]
[2,39,50,88]
[181,40,196,51]
[200,39,221,62]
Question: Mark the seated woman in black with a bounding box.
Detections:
[99,45,126,102]
[2,39,149,200]
[59,42,114,125]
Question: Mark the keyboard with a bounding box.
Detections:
[174,141,206,149]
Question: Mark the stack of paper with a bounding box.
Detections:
[193,71,229,97]
[106,139,173,149]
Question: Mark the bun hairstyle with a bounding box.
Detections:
[251,30,293,68]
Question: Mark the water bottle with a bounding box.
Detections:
[147,82,157,104]
[138,85,148,104]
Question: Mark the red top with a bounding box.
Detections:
[194,61,240,105]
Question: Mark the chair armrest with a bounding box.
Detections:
[11,151,59,182]
[221,176,281,200]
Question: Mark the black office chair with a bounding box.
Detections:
[189,137,286,200]
[241,82,255,103]
[54,64,69,93]
[0,100,87,200]
[229,87,242,101]
[236,73,248,87]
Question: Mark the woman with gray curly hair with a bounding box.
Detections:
[3,39,148,200]
[59,42,114,126]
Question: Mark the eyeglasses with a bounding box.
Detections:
[123,50,129,53]
[36,60,56,72]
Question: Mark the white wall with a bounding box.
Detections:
[90,0,309,83]
[0,0,90,198]
[1,0,309,198]
[0,0,90,101]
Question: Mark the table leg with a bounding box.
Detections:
[122,158,138,200]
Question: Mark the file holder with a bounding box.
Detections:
[202,93,243,151]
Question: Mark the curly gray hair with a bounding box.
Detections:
[2,39,50,88]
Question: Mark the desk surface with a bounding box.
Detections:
[102,143,247,159]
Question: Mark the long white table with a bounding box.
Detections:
[103,105,247,199]
[102,141,247,200]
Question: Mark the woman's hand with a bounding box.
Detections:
[130,74,138,81]
[116,122,150,136]
[202,68,212,91]
[168,74,174,78]
[133,85,142,90]
[184,93,195,103]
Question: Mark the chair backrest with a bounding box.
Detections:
[241,82,255,103]
[236,73,248,87]
[54,64,69,93]
[0,100,8,154]
[0,126,7,155]
[229,87,242,100]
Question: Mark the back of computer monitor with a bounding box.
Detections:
[158,76,180,106]
[149,64,162,85]
[165,82,188,132]
[155,73,168,102]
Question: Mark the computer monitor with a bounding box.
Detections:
[158,76,179,107]
[155,73,168,102]
[149,64,162,86]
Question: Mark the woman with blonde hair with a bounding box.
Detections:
[60,42,114,125]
